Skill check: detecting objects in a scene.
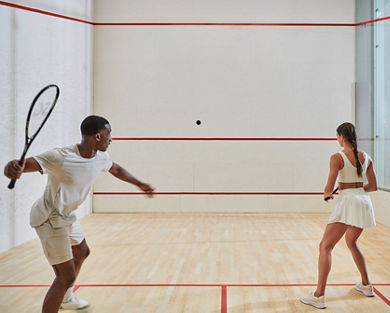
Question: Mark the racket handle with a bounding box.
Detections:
[324,187,339,201]
[8,179,16,189]
[7,159,24,189]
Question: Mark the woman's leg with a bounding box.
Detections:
[314,222,348,297]
[345,226,370,285]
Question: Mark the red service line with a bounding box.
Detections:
[0,1,389,27]
[374,287,390,306]
[112,137,337,141]
[95,22,355,27]
[93,192,327,196]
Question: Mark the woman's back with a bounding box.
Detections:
[338,150,368,184]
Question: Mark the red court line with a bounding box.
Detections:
[95,22,355,27]
[1,283,389,307]
[0,284,51,287]
[374,287,390,306]
[112,137,337,141]
[221,285,227,313]
[0,1,389,28]
[0,1,93,25]
[3,283,389,287]
[356,16,390,26]
[73,285,81,292]
[93,192,327,196]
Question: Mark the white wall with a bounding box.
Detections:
[93,0,356,213]
[0,0,93,253]
[0,0,387,254]
[371,190,390,227]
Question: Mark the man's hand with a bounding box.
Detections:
[4,159,26,180]
[138,183,154,198]
[109,162,155,197]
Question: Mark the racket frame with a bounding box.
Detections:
[8,84,60,189]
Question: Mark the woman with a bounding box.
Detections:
[300,122,377,309]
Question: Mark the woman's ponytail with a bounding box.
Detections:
[337,122,362,177]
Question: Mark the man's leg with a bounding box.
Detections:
[61,222,91,309]
[72,239,90,279]
[42,260,76,313]
[35,221,75,312]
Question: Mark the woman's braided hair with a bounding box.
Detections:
[337,122,362,177]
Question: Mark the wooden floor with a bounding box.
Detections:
[0,213,389,312]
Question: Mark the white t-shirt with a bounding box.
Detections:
[30,145,113,227]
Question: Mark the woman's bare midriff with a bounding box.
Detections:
[339,182,364,190]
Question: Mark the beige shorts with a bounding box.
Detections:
[35,220,85,266]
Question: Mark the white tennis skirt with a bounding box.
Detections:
[328,188,376,229]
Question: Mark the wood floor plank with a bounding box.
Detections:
[0,213,389,312]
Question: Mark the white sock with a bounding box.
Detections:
[63,286,74,303]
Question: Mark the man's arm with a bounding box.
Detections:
[4,157,42,180]
[109,162,154,197]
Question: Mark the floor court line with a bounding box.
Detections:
[374,287,390,307]
[221,285,227,313]
[1,283,389,309]
[1,283,390,287]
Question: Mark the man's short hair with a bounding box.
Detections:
[80,115,110,136]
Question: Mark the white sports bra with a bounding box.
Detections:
[338,151,368,183]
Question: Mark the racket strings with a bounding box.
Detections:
[27,86,59,138]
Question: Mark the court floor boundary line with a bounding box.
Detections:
[221,285,227,313]
[1,283,388,311]
[374,287,390,306]
[2,283,390,287]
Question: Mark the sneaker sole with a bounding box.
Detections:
[60,303,90,310]
[355,286,375,297]
[300,298,327,309]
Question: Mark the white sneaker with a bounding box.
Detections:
[60,295,90,310]
[355,282,375,297]
[300,292,327,309]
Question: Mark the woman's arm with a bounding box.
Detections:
[364,158,377,192]
[324,154,342,201]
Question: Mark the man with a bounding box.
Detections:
[4,115,154,313]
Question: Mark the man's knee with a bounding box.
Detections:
[72,240,90,261]
[63,271,77,286]
[54,262,77,286]
[84,245,90,259]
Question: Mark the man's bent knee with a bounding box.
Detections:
[72,239,90,261]
[54,260,76,285]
